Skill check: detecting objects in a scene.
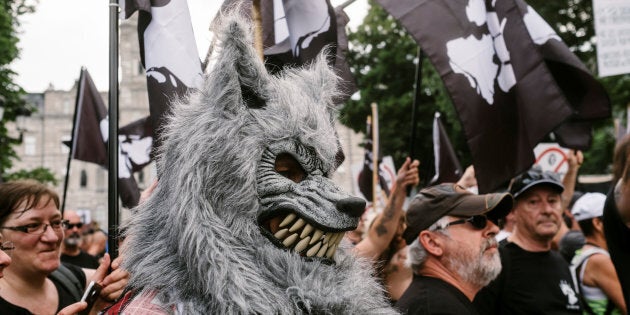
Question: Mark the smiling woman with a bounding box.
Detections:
[0,180,129,315]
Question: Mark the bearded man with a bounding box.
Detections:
[60,210,99,269]
[396,183,513,314]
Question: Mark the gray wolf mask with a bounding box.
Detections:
[120,11,397,315]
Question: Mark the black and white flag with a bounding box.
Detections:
[68,69,153,208]
[376,0,610,192]
[261,0,357,101]
[121,0,203,156]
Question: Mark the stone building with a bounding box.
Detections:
[10,17,365,227]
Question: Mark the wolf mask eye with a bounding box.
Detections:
[275,153,307,183]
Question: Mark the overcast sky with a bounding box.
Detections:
[12,0,368,93]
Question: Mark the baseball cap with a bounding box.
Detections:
[571,192,606,222]
[403,183,514,244]
[508,165,564,199]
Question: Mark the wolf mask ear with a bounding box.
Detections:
[211,15,269,112]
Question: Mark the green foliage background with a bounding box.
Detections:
[340,0,629,184]
[0,0,51,183]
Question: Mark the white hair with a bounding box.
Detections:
[406,216,451,272]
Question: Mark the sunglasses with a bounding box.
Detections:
[439,215,496,230]
[65,222,83,229]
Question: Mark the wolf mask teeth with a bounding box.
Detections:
[256,141,365,262]
[270,212,345,259]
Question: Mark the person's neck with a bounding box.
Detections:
[419,259,480,301]
[61,244,81,256]
[584,234,607,250]
[509,232,552,252]
[0,267,48,295]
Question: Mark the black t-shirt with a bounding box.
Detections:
[0,263,86,314]
[604,187,630,309]
[473,242,582,314]
[396,275,479,315]
[61,250,100,269]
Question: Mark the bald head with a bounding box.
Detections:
[64,209,81,223]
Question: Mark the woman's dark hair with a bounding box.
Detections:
[577,217,602,237]
[0,180,60,224]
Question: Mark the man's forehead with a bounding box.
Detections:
[63,210,82,221]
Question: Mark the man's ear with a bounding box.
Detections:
[419,231,444,257]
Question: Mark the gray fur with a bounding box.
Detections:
[121,11,397,314]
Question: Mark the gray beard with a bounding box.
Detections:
[64,236,81,247]
[445,238,502,288]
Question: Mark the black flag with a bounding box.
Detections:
[121,0,203,156]
[375,0,610,192]
[429,112,462,185]
[71,68,108,166]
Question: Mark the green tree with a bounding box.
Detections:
[4,167,57,185]
[0,0,37,181]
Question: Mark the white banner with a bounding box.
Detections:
[594,0,630,77]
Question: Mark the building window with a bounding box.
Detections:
[24,136,36,156]
[80,169,87,188]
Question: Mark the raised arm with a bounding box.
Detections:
[562,150,583,209]
[353,157,420,260]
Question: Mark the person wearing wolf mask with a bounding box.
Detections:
[106,12,398,314]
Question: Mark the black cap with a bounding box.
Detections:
[403,183,514,244]
[508,165,564,199]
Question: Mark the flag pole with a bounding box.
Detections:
[409,47,423,161]
[61,68,85,217]
[337,0,357,9]
[252,0,264,60]
[108,0,120,260]
[371,103,378,209]
[408,47,423,194]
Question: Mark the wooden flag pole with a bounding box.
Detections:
[408,47,424,195]
[108,0,120,260]
[371,103,379,209]
[252,0,264,60]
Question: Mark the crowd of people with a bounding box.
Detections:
[2,140,629,314]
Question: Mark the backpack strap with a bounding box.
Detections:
[49,264,84,301]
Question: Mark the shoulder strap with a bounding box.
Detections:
[49,264,84,301]
[570,248,609,315]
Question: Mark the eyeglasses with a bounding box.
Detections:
[438,215,496,230]
[65,222,83,229]
[0,219,68,235]
[0,241,15,256]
